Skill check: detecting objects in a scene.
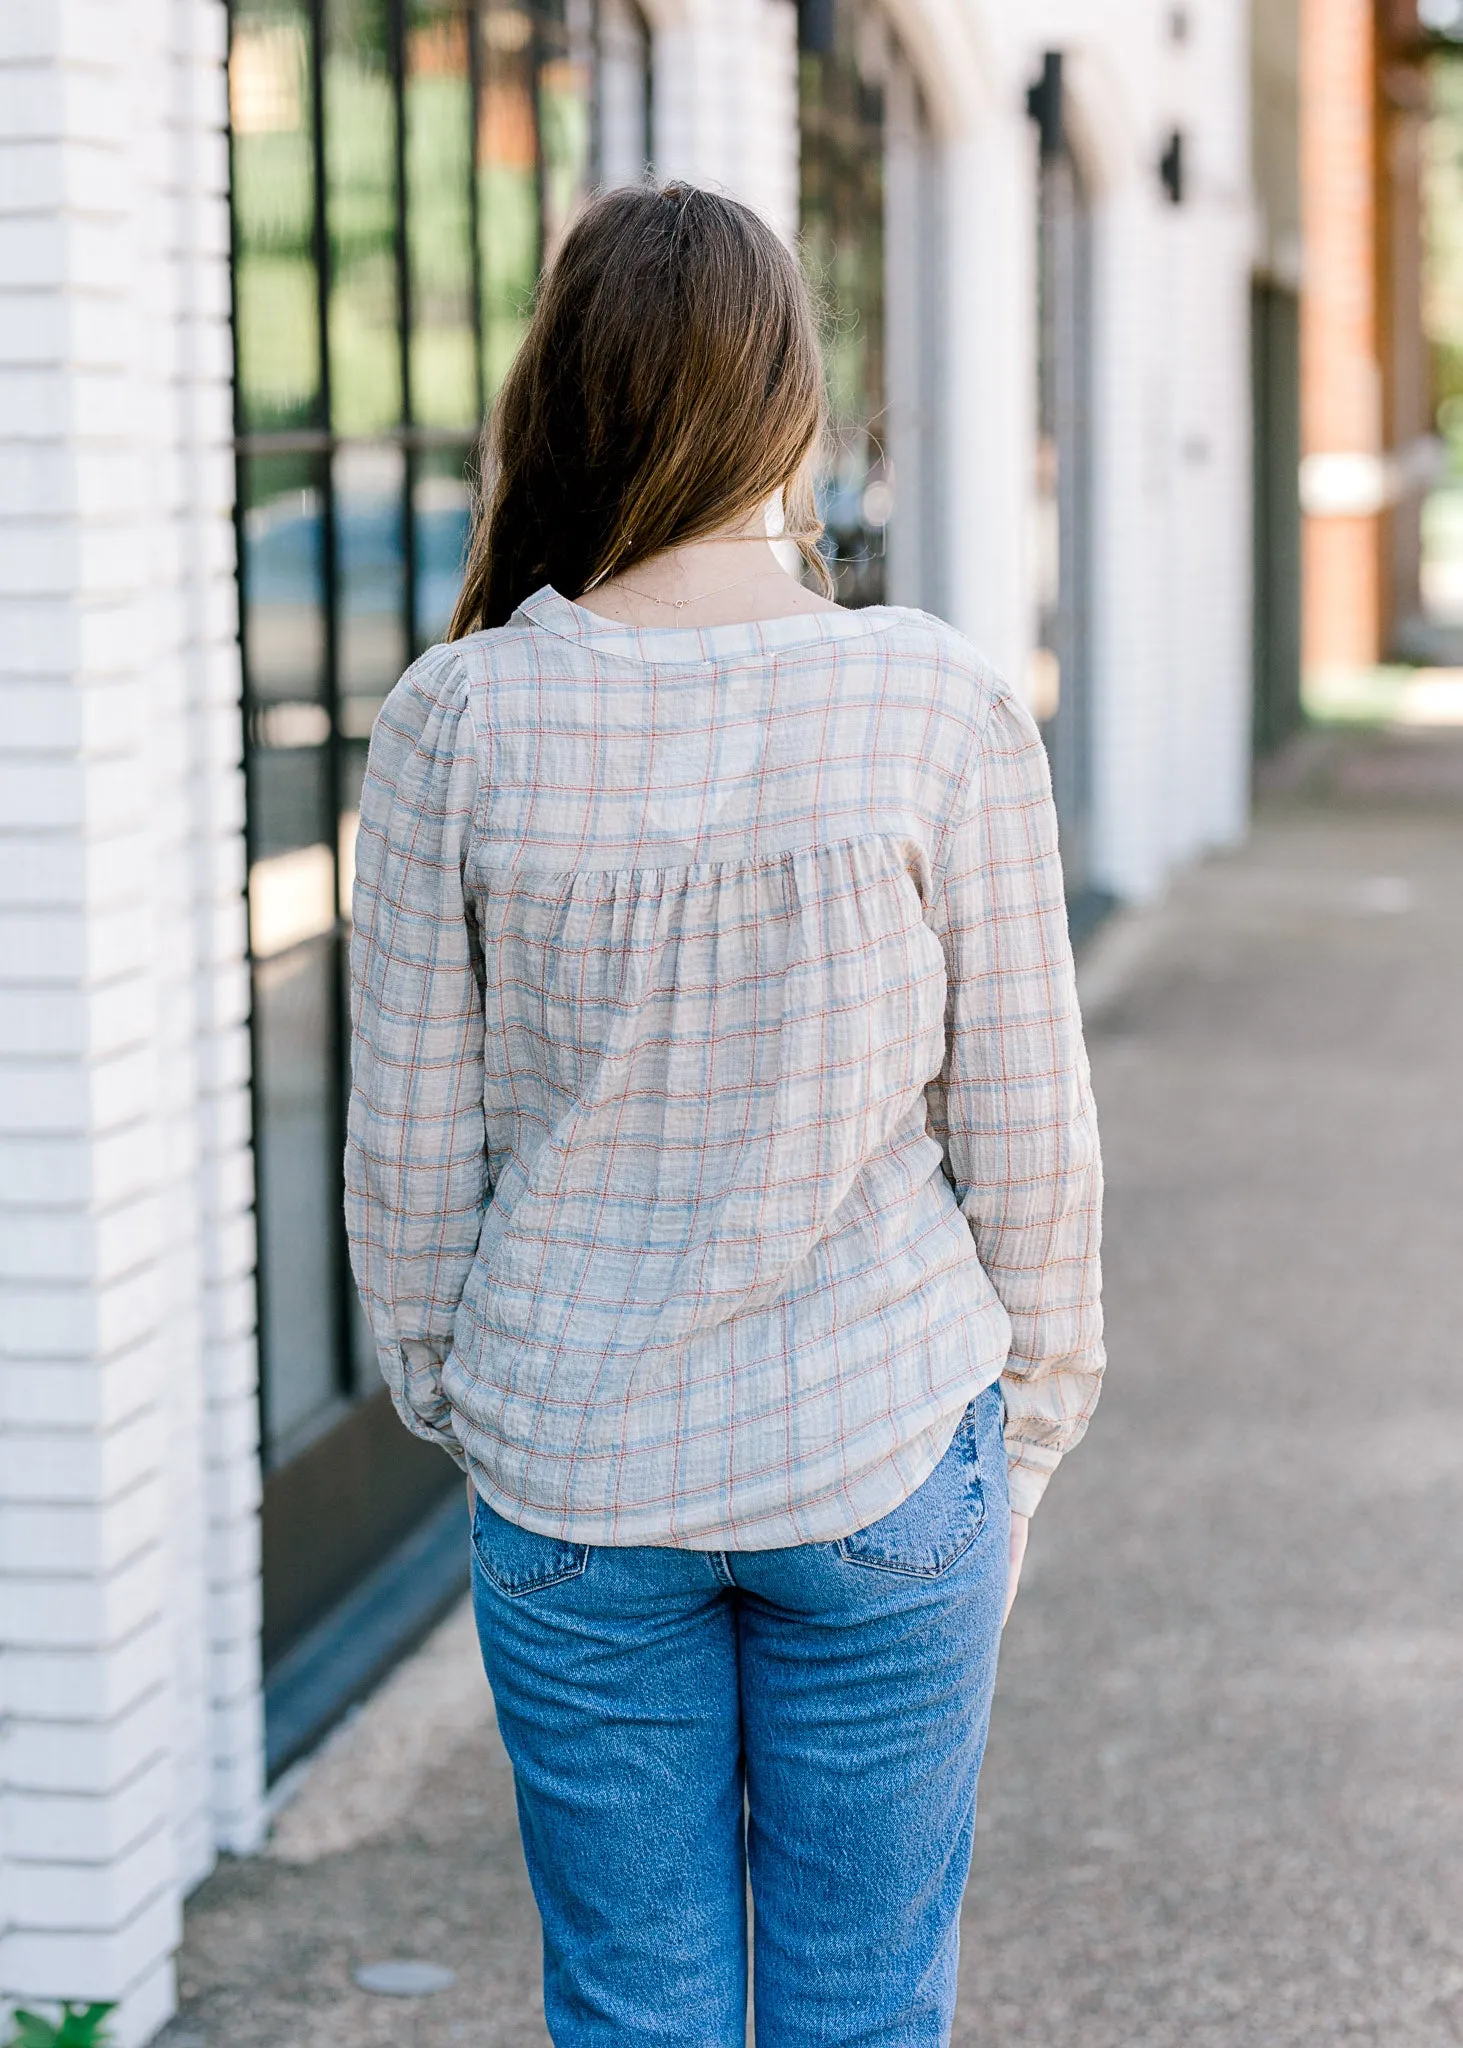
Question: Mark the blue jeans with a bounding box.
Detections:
[468,1379,1009,2046]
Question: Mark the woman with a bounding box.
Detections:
[346,183,1103,2046]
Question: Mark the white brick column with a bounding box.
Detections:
[939,108,1038,681]
[649,0,800,242]
[0,2,263,2041]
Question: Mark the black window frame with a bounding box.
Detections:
[226,0,652,1719]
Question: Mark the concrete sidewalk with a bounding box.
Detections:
[163,727,1463,2048]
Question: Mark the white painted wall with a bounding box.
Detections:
[0,2,263,2042]
[648,0,801,243]
[936,0,1254,901]
[0,0,1255,2038]
[652,0,1255,899]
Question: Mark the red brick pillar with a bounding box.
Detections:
[1301,0,1383,670]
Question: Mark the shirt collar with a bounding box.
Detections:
[515,584,900,665]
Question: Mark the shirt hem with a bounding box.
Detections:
[460,1363,1005,1551]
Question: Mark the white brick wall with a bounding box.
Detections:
[0,3,263,2043]
[650,0,800,243]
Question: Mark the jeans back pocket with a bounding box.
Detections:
[470,1491,590,1597]
[836,1394,991,1579]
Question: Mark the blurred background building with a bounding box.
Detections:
[2,0,1454,2038]
[1300,0,1463,695]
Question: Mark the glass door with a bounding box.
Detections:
[228,0,651,1771]
[798,3,929,607]
[798,0,890,605]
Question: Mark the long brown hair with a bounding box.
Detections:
[447,182,830,637]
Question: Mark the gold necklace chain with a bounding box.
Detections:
[612,567,771,613]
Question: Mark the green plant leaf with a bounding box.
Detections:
[58,2008,117,2048]
[6,2015,59,2048]
[4,2002,115,2048]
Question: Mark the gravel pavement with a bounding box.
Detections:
[163,726,1463,2048]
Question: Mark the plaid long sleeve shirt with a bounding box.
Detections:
[345,587,1103,1547]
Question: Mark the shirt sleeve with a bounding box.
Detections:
[344,644,485,1467]
[925,684,1105,1517]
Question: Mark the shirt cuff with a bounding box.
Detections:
[1004,1443,1058,1519]
[391,1339,468,1470]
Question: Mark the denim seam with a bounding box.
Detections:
[469,1516,590,1598]
[833,1511,984,1580]
[834,1419,988,1579]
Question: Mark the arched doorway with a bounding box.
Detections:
[1028,54,1100,927]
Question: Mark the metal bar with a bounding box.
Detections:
[312,0,355,1411]
[589,0,603,186]
[466,0,487,426]
[390,0,420,655]
[236,423,480,454]
[309,0,337,749]
[532,3,547,272]
[236,428,334,454]
[224,0,275,1466]
[640,0,654,173]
